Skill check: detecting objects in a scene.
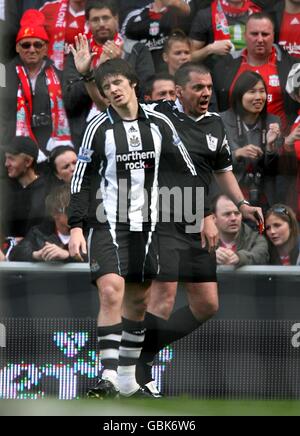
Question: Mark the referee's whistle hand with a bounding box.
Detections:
[240,205,264,227]
[201,215,219,252]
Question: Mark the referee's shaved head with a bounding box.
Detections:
[175,62,211,87]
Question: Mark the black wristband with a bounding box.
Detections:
[80,70,95,82]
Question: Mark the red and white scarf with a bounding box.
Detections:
[16,64,71,147]
[47,0,69,71]
[211,0,260,41]
[89,33,123,69]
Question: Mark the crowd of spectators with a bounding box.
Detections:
[0,0,300,266]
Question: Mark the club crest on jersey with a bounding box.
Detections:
[129,135,141,148]
[206,134,218,151]
[269,75,280,87]
[150,22,160,36]
[78,147,94,163]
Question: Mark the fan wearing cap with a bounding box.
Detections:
[1,136,48,246]
[0,9,72,164]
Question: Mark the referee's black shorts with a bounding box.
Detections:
[156,222,217,283]
[88,227,158,283]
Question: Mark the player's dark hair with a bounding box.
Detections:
[94,58,139,98]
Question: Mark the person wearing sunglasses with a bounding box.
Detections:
[265,204,300,265]
[0,9,72,166]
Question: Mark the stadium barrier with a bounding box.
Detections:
[0,263,300,399]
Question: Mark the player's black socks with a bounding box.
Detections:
[136,312,168,385]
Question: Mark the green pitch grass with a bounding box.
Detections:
[1,398,300,416]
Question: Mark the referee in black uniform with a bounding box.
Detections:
[68,35,198,399]
[136,63,264,394]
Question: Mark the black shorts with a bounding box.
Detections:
[156,222,217,283]
[88,227,158,283]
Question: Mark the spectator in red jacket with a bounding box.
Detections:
[213,12,299,134]
[268,0,300,59]
[40,0,87,70]
[0,9,72,163]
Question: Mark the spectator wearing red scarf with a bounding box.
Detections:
[40,0,87,70]
[0,9,72,163]
[190,0,261,68]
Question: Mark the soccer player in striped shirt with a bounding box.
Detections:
[68,37,198,398]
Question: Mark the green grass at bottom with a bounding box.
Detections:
[0,398,300,416]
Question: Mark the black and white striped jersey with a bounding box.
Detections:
[68,104,197,232]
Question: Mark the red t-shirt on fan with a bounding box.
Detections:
[40,1,86,46]
[230,48,287,132]
[279,11,300,58]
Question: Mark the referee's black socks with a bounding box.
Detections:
[137,306,202,385]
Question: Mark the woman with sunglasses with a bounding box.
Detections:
[221,71,282,211]
[265,204,300,265]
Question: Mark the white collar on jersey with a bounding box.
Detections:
[188,112,215,122]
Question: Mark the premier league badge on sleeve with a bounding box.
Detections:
[78,147,94,163]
